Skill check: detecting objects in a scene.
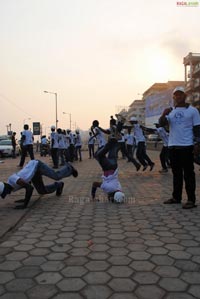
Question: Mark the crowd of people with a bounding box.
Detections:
[1,86,200,210]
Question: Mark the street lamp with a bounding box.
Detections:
[44,91,58,130]
[63,112,72,130]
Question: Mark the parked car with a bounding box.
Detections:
[147,134,161,141]
[0,139,20,157]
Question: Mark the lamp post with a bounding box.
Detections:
[44,91,58,130]
[63,112,72,130]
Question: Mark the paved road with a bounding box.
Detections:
[0,150,200,299]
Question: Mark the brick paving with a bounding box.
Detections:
[0,149,200,298]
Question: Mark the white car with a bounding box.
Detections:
[0,139,20,157]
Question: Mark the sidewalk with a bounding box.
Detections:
[0,151,200,298]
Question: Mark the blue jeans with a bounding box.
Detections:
[31,160,72,194]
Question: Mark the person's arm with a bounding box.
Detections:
[140,125,156,134]
[15,178,34,209]
[159,108,172,127]
[193,125,200,158]
[98,127,110,134]
[91,181,101,199]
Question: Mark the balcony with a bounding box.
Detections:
[193,79,200,91]
[193,63,200,78]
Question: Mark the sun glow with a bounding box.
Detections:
[145,48,173,83]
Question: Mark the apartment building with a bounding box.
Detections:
[184,52,200,109]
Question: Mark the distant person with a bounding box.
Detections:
[159,86,200,209]
[154,123,170,173]
[0,159,78,209]
[18,124,34,167]
[75,130,82,161]
[88,132,95,159]
[11,132,17,158]
[50,125,59,169]
[129,117,155,171]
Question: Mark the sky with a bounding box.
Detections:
[0,0,200,138]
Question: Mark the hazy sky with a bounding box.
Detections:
[0,0,200,136]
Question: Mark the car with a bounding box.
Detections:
[0,139,20,157]
[147,134,161,142]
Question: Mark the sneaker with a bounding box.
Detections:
[182,201,197,209]
[159,169,168,173]
[143,165,148,171]
[149,163,155,171]
[163,198,181,204]
[136,164,141,171]
[69,163,78,177]
[56,182,64,196]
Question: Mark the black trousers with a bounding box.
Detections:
[169,146,196,203]
[19,145,35,167]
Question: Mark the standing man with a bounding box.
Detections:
[159,86,200,209]
[18,124,34,167]
[88,132,95,159]
[11,132,17,158]
[50,125,59,169]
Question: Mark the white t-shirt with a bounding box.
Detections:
[167,106,200,146]
[133,124,146,142]
[22,130,33,146]
[156,127,169,147]
[51,132,59,148]
[100,168,122,194]
[7,160,39,191]
[126,133,135,146]
[94,127,106,148]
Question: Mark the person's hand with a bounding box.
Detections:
[162,107,173,116]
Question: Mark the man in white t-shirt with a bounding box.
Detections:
[18,124,34,167]
[0,159,78,209]
[159,86,200,209]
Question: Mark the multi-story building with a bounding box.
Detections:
[143,81,184,127]
[184,52,200,109]
[126,99,145,125]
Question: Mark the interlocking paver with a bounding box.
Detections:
[1,151,200,298]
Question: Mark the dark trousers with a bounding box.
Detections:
[160,146,170,169]
[169,146,196,203]
[19,145,35,167]
[136,142,153,166]
[51,148,58,168]
[95,139,119,171]
[126,144,140,168]
[88,144,95,158]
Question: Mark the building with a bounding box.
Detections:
[126,99,145,124]
[143,81,184,127]
[184,52,200,109]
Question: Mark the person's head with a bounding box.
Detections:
[89,131,92,136]
[57,128,62,134]
[92,120,99,128]
[13,132,16,136]
[0,182,12,199]
[76,130,79,134]
[66,129,71,133]
[51,125,56,131]
[129,116,138,124]
[24,124,29,130]
[173,86,186,107]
